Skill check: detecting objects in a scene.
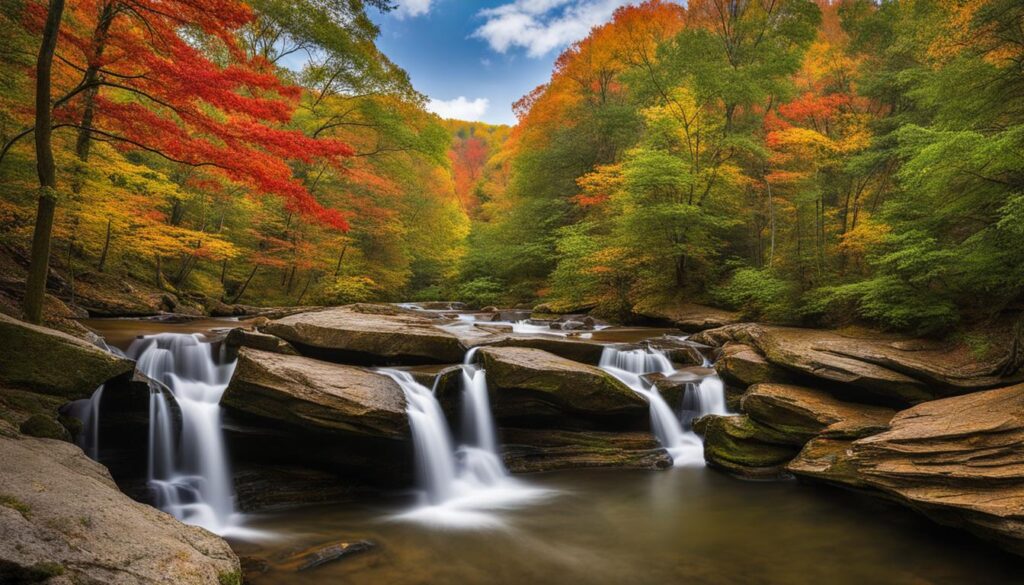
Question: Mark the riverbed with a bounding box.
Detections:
[80,315,1023,584]
[230,467,1020,585]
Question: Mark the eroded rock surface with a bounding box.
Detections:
[0,313,133,400]
[787,383,1024,555]
[0,433,240,584]
[222,348,408,439]
[263,303,464,364]
[693,323,1024,404]
[478,347,647,427]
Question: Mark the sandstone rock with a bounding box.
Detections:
[0,433,240,584]
[787,384,1024,555]
[741,383,895,442]
[478,347,647,427]
[222,348,408,439]
[225,327,299,356]
[0,313,134,400]
[263,303,464,364]
[633,301,741,332]
[715,343,792,388]
[695,414,801,479]
[501,428,672,472]
[691,323,1020,404]
[468,334,606,365]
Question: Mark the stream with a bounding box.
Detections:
[80,315,1022,584]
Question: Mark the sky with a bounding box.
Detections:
[369,0,648,125]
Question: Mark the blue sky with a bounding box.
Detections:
[370,0,646,125]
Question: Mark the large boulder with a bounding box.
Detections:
[715,343,792,389]
[692,323,1024,405]
[478,347,647,428]
[467,334,607,365]
[0,313,134,400]
[741,383,894,442]
[633,301,740,332]
[224,327,299,356]
[694,414,801,479]
[263,304,465,364]
[222,348,408,439]
[787,383,1024,555]
[696,384,894,479]
[0,433,240,584]
[501,428,672,472]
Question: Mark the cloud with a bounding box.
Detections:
[426,96,491,121]
[394,0,433,19]
[472,0,636,57]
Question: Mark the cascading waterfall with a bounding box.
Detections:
[380,349,546,526]
[75,338,126,461]
[599,345,725,466]
[127,333,243,536]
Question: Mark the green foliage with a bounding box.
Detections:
[456,277,506,309]
[715,268,797,323]
[318,275,379,305]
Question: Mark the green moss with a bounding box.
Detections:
[218,570,242,585]
[0,494,31,518]
[19,414,69,441]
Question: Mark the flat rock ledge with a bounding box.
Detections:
[263,303,465,364]
[0,432,240,584]
[693,323,1024,405]
[695,383,894,479]
[787,383,1024,556]
[222,348,408,439]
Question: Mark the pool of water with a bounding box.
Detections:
[230,468,1020,585]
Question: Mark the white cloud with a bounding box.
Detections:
[426,96,491,121]
[472,0,636,58]
[395,0,433,19]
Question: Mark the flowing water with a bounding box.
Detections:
[125,333,252,536]
[598,346,720,466]
[379,350,548,527]
[230,468,1021,585]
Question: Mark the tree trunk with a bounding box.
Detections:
[296,270,317,305]
[286,264,297,293]
[220,258,228,284]
[97,218,112,271]
[155,256,164,289]
[66,240,75,307]
[230,265,259,304]
[334,245,348,277]
[23,0,66,324]
[74,1,115,166]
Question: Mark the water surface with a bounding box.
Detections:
[232,468,1020,585]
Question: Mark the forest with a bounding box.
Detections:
[1,0,1022,336]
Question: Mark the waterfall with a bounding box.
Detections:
[78,385,104,460]
[599,345,725,467]
[127,333,243,536]
[380,351,547,526]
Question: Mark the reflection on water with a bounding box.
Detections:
[231,468,1019,585]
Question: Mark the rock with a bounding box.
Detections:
[222,348,408,439]
[741,383,895,442]
[787,384,1024,555]
[480,306,499,313]
[0,313,134,400]
[263,304,465,364]
[0,433,240,584]
[642,371,708,407]
[411,301,466,311]
[531,301,596,316]
[691,323,1023,405]
[633,301,741,332]
[478,347,647,428]
[715,343,792,388]
[274,540,375,572]
[224,327,299,356]
[468,334,606,365]
[645,338,707,366]
[18,414,70,441]
[501,428,672,472]
[695,414,801,479]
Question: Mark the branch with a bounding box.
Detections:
[58,123,227,169]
